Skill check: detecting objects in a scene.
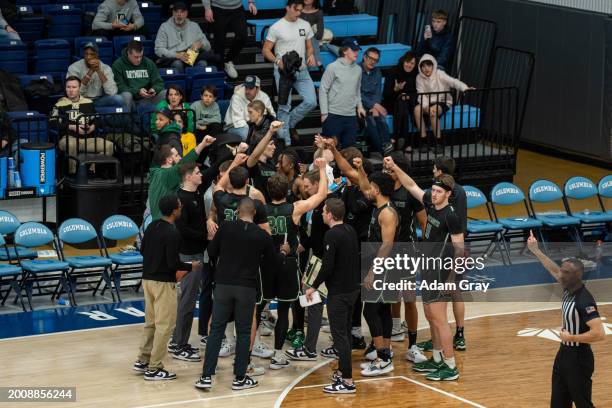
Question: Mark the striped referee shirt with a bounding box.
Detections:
[561,285,600,346]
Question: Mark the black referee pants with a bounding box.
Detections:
[551,345,595,408]
[328,290,360,379]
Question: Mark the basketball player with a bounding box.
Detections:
[384,156,463,381]
[263,158,328,370]
[527,231,605,407]
[247,120,283,202]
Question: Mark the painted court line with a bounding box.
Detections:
[400,376,487,408]
[132,387,285,408]
[273,358,333,408]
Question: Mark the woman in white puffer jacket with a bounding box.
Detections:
[415,54,474,153]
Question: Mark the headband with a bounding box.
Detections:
[433,180,452,192]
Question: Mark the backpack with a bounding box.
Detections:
[0,70,28,112]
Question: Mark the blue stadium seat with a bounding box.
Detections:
[217,99,230,119]
[189,71,226,101]
[113,35,153,59]
[140,2,163,35]
[565,177,612,224]
[14,222,71,310]
[74,36,114,65]
[248,14,378,41]
[100,215,143,301]
[15,0,46,13]
[0,40,27,74]
[58,218,113,304]
[0,211,38,262]
[243,0,285,10]
[0,234,25,311]
[11,15,45,43]
[6,111,49,144]
[41,4,83,39]
[33,39,72,77]
[386,105,481,134]
[159,68,187,93]
[320,42,411,68]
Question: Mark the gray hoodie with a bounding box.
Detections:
[155,17,211,59]
[319,57,363,117]
[67,59,118,98]
[201,0,242,10]
[92,0,144,31]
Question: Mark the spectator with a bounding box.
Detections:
[360,47,392,155]
[300,0,324,66]
[67,42,124,109]
[245,100,276,148]
[133,194,201,381]
[416,54,472,153]
[154,108,183,155]
[192,85,223,140]
[155,1,219,74]
[416,9,454,72]
[112,40,166,111]
[203,0,257,79]
[92,0,146,38]
[224,75,275,141]
[0,9,20,41]
[174,112,196,155]
[319,38,365,148]
[50,76,114,174]
[383,51,419,152]
[150,84,193,133]
[263,0,318,146]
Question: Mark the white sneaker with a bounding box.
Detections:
[270,355,290,370]
[360,359,394,377]
[219,339,235,357]
[406,345,428,363]
[391,331,405,342]
[252,341,274,359]
[246,362,265,376]
[260,324,273,336]
[360,361,374,370]
[224,61,238,79]
[321,325,331,333]
[364,345,377,361]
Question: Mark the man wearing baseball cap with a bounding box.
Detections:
[224,75,275,141]
[154,2,220,74]
[319,37,366,148]
[67,42,125,109]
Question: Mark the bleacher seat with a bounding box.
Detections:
[188,71,226,101]
[217,99,230,119]
[33,39,72,77]
[140,2,163,35]
[83,3,100,14]
[0,210,38,262]
[160,68,187,93]
[41,4,83,39]
[320,42,411,68]
[7,111,50,144]
[386,105,481,134]
[113,35,154,59]
[15,0,46,13]
[74,36,114,65]
[12,14,45,43]
[249,14,378,41]
[0,40,27,74]
[242,0,285,10]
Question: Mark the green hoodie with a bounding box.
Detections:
[112,49,164,99]
[150,100,194,134]
[148,149,198,220]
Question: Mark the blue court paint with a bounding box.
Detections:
[1,260,610,340]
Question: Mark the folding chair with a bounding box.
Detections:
[99,215,143,301]
[13,222,71,310]
[528,179,582,246]
[464,185,510,264]
[0,210,38,262]
[489,182,545,254]
[597,175,612,214]
[564,176,612,239]
[0,235,25,311]
[57,218,113,304]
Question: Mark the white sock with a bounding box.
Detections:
[392,318,401,331]
[443,356,456,369]
[255,326,262,344]
[432,349,442,363]
[225,322,236,344]
[351,327,363,338]
[274,349,283,360]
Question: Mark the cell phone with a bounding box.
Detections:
[425,24,432,33]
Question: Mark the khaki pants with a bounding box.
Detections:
[137,279,177,370]
[58,136,115,173]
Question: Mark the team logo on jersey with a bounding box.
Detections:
[299,28,306,36]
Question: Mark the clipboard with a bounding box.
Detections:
[301,255,327,297]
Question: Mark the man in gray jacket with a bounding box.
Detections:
[92,0,146,38]
[319,38,366,148]
[67,42,124,109]
[155,2,220,73]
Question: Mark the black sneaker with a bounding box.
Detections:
[133,360,148,372]
[323,379,356,394]
[144,368,177,381]
[232,375,258,390]
[320,346,339,359]
[286,346,317,361]
[382,142,394,155]
[173,346,202,362]
[352,335,366,350]
[195,375,212,389]
[167,342,179,353]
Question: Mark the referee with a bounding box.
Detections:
[527,231,605,408]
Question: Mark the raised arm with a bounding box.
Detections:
[214,153,248,193]
[383,156,425,203]
[293,158,329,223]
[324,136,359,184]
[527,230,561,282]
[247,120,282,168]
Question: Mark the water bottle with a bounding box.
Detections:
[13,171,21,188]
[595,240,603,263]
[57,297,70,306]
[7,157,15,188]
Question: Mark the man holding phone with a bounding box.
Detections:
[416,9,454,72]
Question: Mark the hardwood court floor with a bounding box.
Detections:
[1,302,610,408]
